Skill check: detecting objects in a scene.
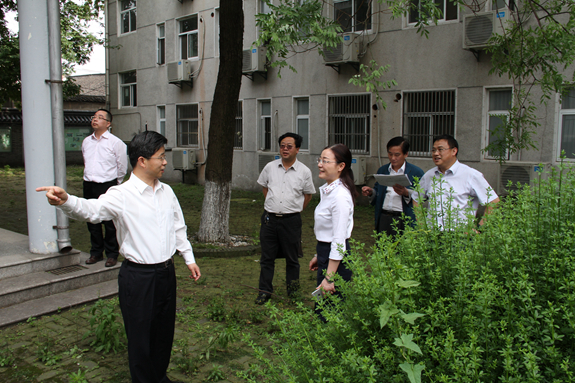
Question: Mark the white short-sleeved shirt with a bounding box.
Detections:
[314,179,354,260]
[257,159,316,214]
[413,161,498,229]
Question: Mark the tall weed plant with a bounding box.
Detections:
[242,163,575,383]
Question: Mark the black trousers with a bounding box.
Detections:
[377,211,405,238]
[83,180,119,259]
[258,211,302,295]
[118,260,177,383]
[315,241,352,322]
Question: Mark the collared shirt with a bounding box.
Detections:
[314,179,354,260]
[413,160,498,229]
[59,173,195,265]
[82,130,128,184]
[257,159,316,214]
[382,162,407,213]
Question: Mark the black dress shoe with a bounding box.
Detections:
[255,293,271,305]
[105,258,118,267]
[85,255,103,264]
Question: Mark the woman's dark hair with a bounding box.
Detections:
[324,143,358,203]
[128,131,167,168]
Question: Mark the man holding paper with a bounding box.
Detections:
[361,137,424,236]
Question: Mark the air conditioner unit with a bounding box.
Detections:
[323,33,360,65]
[172,148,196,170]
[242,47,267,73]
[463,10,512,49]
[258,154,276,173]
[351,157,366,185]
[167,60,193,83]
[497,163,550,195]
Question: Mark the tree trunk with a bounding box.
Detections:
[197,1,244,243]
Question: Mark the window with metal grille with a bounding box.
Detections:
[403,90,455,156]
[177,104,199,147]
[328,94,371,154]
[560,89,575,159]
[234,101,243,150]
[334,0,372,32]
[120,0,136,34]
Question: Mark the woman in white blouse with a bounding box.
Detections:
[309,144,357,299]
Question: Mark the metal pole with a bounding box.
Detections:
[18,0,58,253]
[47,0,72,253]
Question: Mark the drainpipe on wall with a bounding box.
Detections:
[47,0,72,253]
[105,0,110,111]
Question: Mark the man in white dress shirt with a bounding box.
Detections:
[82,109,127,267]
[413,134,500,230]
[37,131,200,383]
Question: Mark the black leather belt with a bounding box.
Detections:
[267,211,299,219]
[381,209,402,217]
[126,257,174,269]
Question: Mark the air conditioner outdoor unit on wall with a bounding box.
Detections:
[242,47,267,73]
[323,32,360,65]
[351,157,366,185]
[497,163,549,196]
[167,60,193,83]
[463,10,512,49]
[172,148,196,170]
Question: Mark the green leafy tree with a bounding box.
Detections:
[0,0,104,105]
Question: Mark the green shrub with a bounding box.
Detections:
[243,163,575,382]
[83,298,125,354]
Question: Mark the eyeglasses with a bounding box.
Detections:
[317,158,337,164]
[431,147,451,154]
[280,144,294,150]
[149,154,167,161]
[90,115,109,122]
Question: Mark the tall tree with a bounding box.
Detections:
[0,0,103,105]
[196,1,244,243]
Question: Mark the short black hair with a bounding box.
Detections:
[128,131,167,168]
[96,108,112,123]
[387,136,410,154]
[278,132,303,148]
[433,134,458,156]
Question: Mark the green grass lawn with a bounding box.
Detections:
[0,165,377,382]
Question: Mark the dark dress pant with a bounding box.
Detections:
[377,211,406,238]
[118,260,177,383]
[315,240,352,322]
[83,180,120,259]
[258,212,302,296]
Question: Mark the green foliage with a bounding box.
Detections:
[207,296,227,322]
[0,345,15,367]
[83,298,125,354]
[68,369,89,383]
[36,343,61,366]
[243,164,575,382]
[207,364,226,381]
[349,60,398,109]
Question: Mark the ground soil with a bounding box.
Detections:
[0,165,376,382]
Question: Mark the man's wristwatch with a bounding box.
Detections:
[325,278,334,284]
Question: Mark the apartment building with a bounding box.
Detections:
[105,0,574,193]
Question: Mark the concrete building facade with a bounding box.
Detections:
[105,0,575,193]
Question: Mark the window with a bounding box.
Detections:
[234,101,243,150]
[334,0,372,32]
[120,0,136,34]
[403,90,455,156]
[157,24,165,65]
[408,0,457,24]
[177,104,199,147]
[157,106,166,136]
[179,16,198,60]
[214,8,220,57]
[560,89,575,159]
[0,127,11,152]
[296,98,309,150]
[259,100,272,151]
[486,89,512,159]
[120,71,137,108]
[260,0,272,14]
[328,94,370,154]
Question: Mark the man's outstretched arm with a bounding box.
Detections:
[36,186,69,206]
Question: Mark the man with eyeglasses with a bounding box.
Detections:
[255,132,316,304]
[413,134,500,230]
[361,137,424,236]
[82,109,127,267]
[37,131,201,383]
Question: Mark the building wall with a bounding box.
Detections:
[106,0,572,193]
